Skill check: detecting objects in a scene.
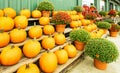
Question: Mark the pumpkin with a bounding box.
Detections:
[78,20,82,26]
[17,63,40,73]
[32,9,41,18]
[23,39,41,58]
[0,45,22,66]
[0,9,4,17]
[14,15,28,29]
[39,51,57,73]
[43,25,55,35]
[54,48,68,64]
[20,9,31,18]
[0,16,14,31]
[81,19,88,26]
[70,21,79,28]
[64,44,77,58]
[3,7,16,18]
[54,33,66,45]
[10,28,27,43]
[41,36,55,50]
[28,24,42,39]
[0,54,1,64]
[39,17,50,26]
[0,30,10,48]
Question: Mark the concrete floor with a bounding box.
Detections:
[68,35,120,73]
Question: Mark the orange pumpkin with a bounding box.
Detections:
[3,7,16,18]
[0,9,4,17]
[78,20,82,26]
[54,48,68,64]
[78,13,84,19]
[32,9,41,18]
[0,16,14,31]
[39,51,57,73]
[28,25,42,39]
[1,45,22,66]
[70,21,79,28]
[0,30,10,48]
[64,44,77,58]
[43,25,55,35]
[10,28,27,43]
[54,33,66,45]
[17,63,40,73]
[14,15,28,29]
[23,39,41,58]
[41,36,55,50]
[81,19,88,26]
[20,9,31,18]
[39,17,50,26]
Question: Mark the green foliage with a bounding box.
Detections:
[37,0,54,11]
[51,12,72,25]
[85,38,119,63]
[73,6,83,12]
[96,21,111,29]
[69,29,90,43]
[118,11,120,16]
[110,24,120,32]
[99,11,107,16]
[103,18,114,23]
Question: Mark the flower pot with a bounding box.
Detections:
[42,11,50,17]
[55,24,66,33]
[94,59,107,70]
[74,41,85,51]
[110,31,118,37]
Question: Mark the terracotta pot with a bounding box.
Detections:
[94,59,107,70]
[74,41,85,51]
[55,24,66,33]
[42,11,50,17]
[110,31,118,37]
[103,29,108,34]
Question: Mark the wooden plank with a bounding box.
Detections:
[28,18,39,21]
[53,51,84,73]
[0,41,71,73]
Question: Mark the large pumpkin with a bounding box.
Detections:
[43,25,55,35]
[10,28,27,43]
[14,15,28,29]
[0,45,22,66]
[17,63,40,73]
[23,39,41,58]
[0,16,14,31]
[39,17,50,26]
[0,30,10,48]
[0,9,4,17]
[64,44,77,58]
[20,9,31,18]
[54,48,68,64]
[3,7,16,18]
[39,51,57,73]
[32,9,41,18]
[54,33,66,45]
[41,36,55,50]
[28,25,42,39]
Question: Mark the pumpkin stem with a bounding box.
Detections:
[18,24,21,30]
[33,37,37,40]
[34,22,36,26]
[11,45,15,49]
[48,34,52,38]
[47,49,50,53]
[4,14,8,17]
[0,29,4,33]
[59,47,63,50]
[68,42,71,45]
[26,64,30,69]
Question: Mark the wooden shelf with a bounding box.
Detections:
[28,18,39,21]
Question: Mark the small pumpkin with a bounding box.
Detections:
[43,25,55,35]
[41,36,55,50]
[32,9,41,18]
[10,28,27,43]
[0,16,14,31]
[17,63,40,73]
[20,9,31,18]
[28,23,42,39]
[0,30,10,48]
[70,21,79,28]
[54,33,66,45]
[14,15,28,29]
[0,9,4,17]
[23,39,41,58]
[0,45,22,66]
[39,51,57,73]
[39,17,50,26]
[54,48,68,64]
[3,7,16,18]
[64,44,77,58]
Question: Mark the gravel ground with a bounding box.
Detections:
[68,35,120,73]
